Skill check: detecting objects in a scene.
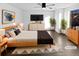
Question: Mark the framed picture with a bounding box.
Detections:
[2,9,15,24]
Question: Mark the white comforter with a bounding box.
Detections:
[15,31,37,41]
[8,31,37,42]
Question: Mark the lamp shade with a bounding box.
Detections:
[0,29,5,36]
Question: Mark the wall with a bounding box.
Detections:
[0,4,55,30]
[54,9,64,33]
[54,4,79,33]
[23,10,54,30]
[1,3,78,31]
[0,3,24,28]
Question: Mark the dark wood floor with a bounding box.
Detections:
[2,31,79,56]
[48,31,79,56]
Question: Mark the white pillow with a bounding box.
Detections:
[9,31,16,38]
[76,26,79,30]
[18,26,23,32]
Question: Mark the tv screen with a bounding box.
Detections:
[30,15,43,21]
[71,9,79,27]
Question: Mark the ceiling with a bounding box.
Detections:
[8,3,77,11]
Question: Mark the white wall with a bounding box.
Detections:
[54,9,64,33]
[23,10,54,30]
[0,3,24,28]
[0,4,54,30]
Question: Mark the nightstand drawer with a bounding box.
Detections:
[0,38,8,55]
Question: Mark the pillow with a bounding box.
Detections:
[5,32,11,38]
[8,31,16,37]
[17,26,23,32]
[76,26,79,30]
[18,28,23,32]
[14,29,21,35]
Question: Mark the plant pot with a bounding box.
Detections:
[50,26,55,30]
[61,29,66,34]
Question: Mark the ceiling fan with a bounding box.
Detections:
[34,3,55,9]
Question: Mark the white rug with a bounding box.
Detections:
[12,45,59,54]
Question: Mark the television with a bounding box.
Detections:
[30,15,43,21]
[71,9,79,27]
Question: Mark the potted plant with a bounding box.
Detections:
[50,18,56,30]
[61,19,67,34]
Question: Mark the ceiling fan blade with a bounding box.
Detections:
[37,3,42,6]
[46,4,55,6]
[34,3,42,8]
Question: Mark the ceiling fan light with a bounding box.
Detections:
[42,3,46,8]
[42,8,46,10]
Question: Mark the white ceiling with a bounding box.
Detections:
[8,3,78,11]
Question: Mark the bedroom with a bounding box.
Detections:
[0,3,79,56]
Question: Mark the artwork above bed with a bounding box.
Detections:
[2,9,16,24]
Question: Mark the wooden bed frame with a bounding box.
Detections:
[7,40,53,48]
[7,39,37,47]
[4,26,53,47]
[4,26,37,47]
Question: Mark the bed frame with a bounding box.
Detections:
[7,39,37,47]
[4,25,54,47]
[7,41,52,48]
[7,31,53,48]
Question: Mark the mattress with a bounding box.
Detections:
[15,31,37,41]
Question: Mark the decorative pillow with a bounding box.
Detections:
[14,29,21,35]
[76,26,79,30]
[5,32,11,38]
[18,27,23,32]
[8,31,16,37]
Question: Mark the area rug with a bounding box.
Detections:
[12,45,59,55]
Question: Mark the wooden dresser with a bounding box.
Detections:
[67,28,79,47]
[28,23,44,30]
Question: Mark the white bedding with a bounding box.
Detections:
[15,31,37,41]
[8,37,14,42]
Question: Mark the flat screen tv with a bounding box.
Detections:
[71,9,79,27]
[30,15,43,21]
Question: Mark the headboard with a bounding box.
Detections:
[3,25,17,31]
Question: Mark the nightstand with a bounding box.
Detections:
[0,38,8,56]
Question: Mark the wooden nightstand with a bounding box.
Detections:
[0,38,8,56]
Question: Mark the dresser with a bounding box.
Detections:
[28,23,44,30]
[67,28,79,47]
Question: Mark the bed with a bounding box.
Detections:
[7,31,53,47]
